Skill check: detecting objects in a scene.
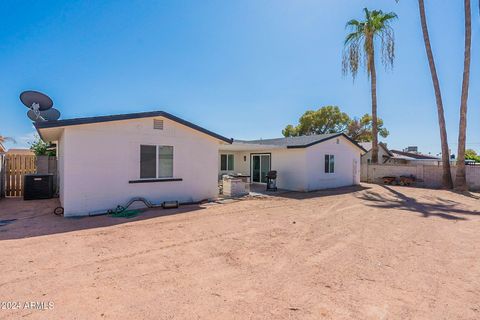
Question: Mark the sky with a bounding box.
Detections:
[0,0,478,155]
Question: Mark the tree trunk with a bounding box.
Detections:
[455,0,471,191]
[418,0,453,189]
[369,35,379,164]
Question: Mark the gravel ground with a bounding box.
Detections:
[0,184,479,319]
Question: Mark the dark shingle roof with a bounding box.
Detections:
[390,150,439,160]
[235,133,366,151]
[34,111,233,143]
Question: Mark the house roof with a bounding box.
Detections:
[34,111,233,143]
[359,142,393,157]
[390,149,440,160]
[234,133,366,152]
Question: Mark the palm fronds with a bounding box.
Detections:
[342,8,397,80]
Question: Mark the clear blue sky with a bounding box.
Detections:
[1,0,478,155]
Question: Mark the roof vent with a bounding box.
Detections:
[153,119,164,130]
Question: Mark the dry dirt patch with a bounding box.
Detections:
[0,184,479,319]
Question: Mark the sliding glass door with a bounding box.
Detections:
[251,154,270,183]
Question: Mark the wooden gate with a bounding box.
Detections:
[4,154,36,197]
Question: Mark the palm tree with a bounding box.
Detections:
[455,0,472,191]
[417,0,453,189]
[342,8,397,164]
[0,135,15,152]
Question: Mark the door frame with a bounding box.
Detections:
[352,158,358,185]
[250,153,271,184]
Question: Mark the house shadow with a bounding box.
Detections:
[357,185,480,221]
[0,198,206,241]
[257,184,372,200]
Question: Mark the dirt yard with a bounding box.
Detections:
[0,184,479,319]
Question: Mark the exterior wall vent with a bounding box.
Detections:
[153,119,164,130]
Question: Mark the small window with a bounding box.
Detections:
[140,145,173,179]
[220,154,234,171]
[325,154,335,173]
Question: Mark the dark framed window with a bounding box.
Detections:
[325,154,335,173]
[140,145,157,179]
[220,154,234,171]
[140,145,174,179]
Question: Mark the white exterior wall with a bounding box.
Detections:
[60,117,222,216]
[218,149,308,191]
[57,129,65,206]
[218,151,249,178]
[270,148,308,191]
[305,136,361,190]
[218,137,361,192]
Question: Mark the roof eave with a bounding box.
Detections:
[35,111,233,144]
[286,133,367,152]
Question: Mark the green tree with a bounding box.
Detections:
[29,134,55,156]
[342,8,397,163]
[282,106,350,137]
[283,107,389,143]
[465,149,478,158]
[464,149,480,163]
[455,0,472,191]
[282,124,298,137]
[347,114,389,142]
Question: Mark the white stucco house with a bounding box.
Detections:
[219,134,365,191]
[359,142,441,166]
[36,111,365,216]
[36,111,233,216]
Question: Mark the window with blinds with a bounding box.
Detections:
[140,145,173,178]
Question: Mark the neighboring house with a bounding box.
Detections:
[35,111,365,216]
[359,143,441,181]
[388,149,441,166]
[219,133,365,192]
[359,143,440,166]
[359,142,393,164]
[35,111,233,216]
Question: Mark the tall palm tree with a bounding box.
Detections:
[417,0,453,189]
[342,8,397,164]
[455,0,472,191]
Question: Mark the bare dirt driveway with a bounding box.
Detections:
[0,184,479,320]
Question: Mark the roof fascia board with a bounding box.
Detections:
[34,111,232,144]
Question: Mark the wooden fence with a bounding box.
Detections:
[4,154,36,197]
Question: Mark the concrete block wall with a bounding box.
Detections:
[363,164,480,191]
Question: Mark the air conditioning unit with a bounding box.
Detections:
[24,174,54,200]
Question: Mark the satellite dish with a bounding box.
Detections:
[27,109,44,122]
[40,108,60,121]
[20,90,53,111]
[27,108,61,122]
